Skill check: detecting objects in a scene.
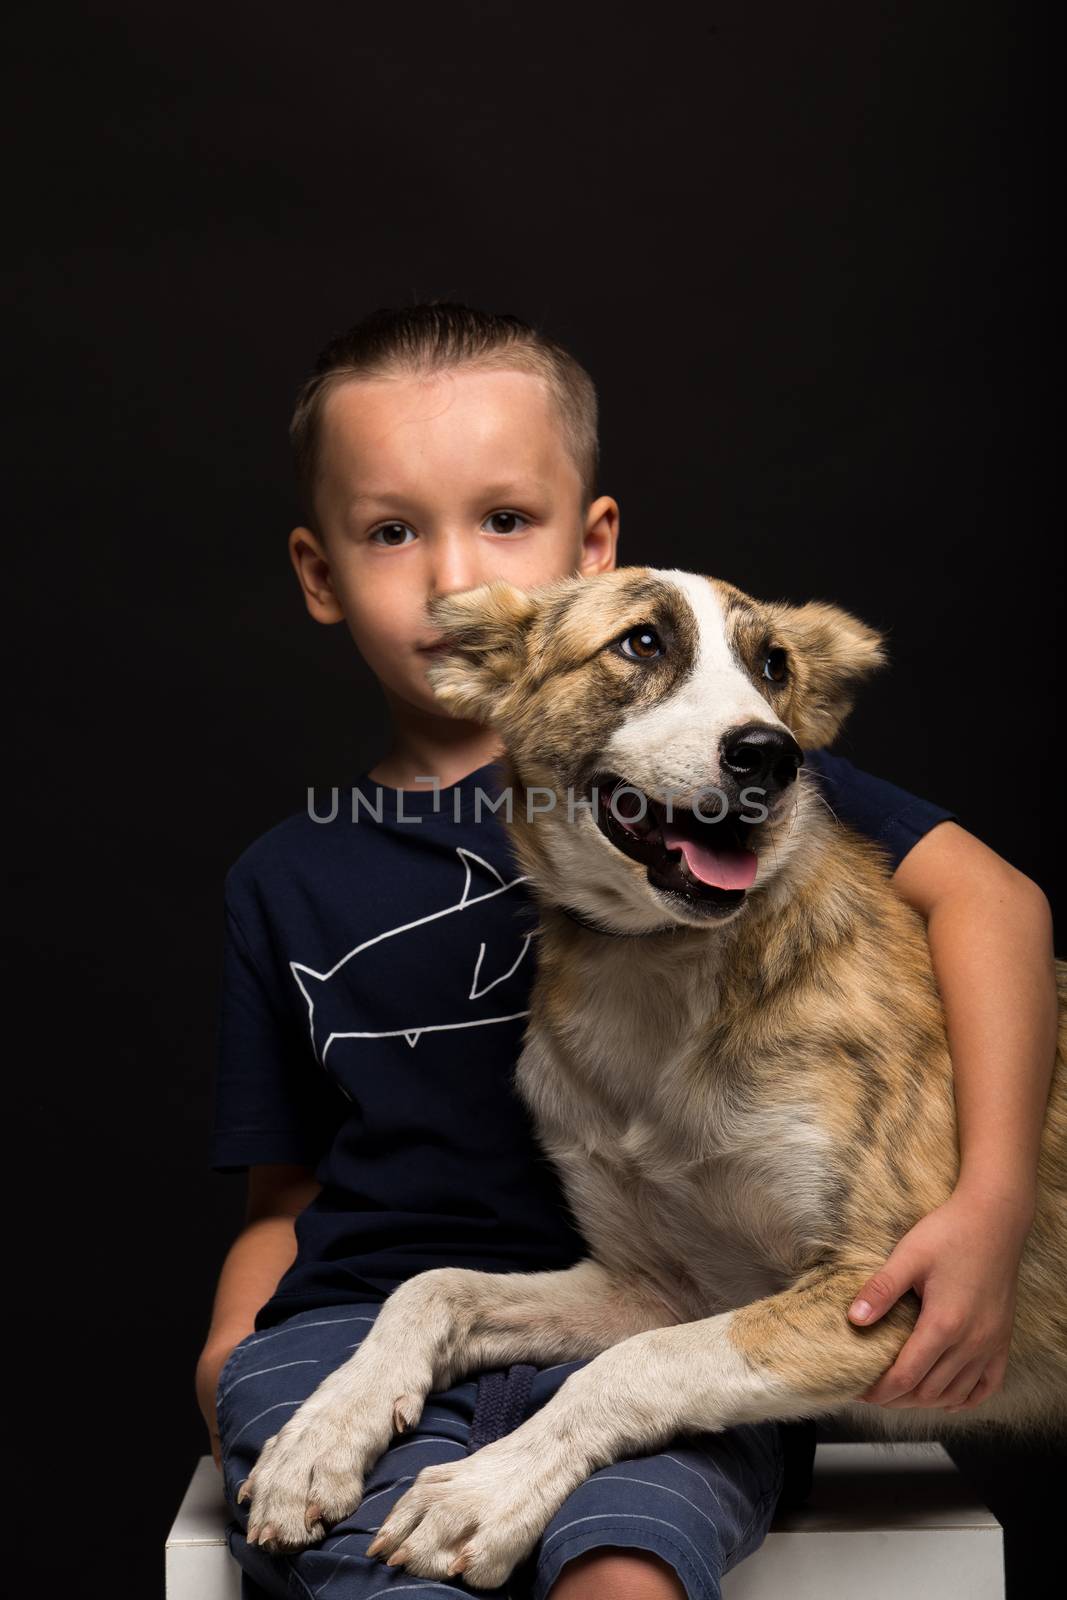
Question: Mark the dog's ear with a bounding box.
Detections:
[770,600,887,748]
[423,580,540,723]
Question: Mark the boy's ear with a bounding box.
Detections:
[770,600,887,748]
[424,580,540,723]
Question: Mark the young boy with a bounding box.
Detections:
[197,303,1057,1600]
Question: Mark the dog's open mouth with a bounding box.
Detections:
[590,772,760,915]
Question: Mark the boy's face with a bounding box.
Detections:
[289,367,619,720]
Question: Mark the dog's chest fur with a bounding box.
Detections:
[518,935,835,1323]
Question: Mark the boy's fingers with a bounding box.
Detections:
[848,1264,909,1326]
[946,1347,1008,1411]
[934,1356,989,1409]
[946,1371,995,1412]
[877,1344,973,1408]
[859,1320,949,1403]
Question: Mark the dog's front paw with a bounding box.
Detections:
[365,1445,553,1589]
[240,1390,407,1554]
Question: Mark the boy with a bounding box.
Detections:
[198,303,1057,1600]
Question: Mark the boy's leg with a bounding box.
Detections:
[216,1305,785,1600]
[546,1549,685,1600]
[542,1421,819,1599]
[515,1358,785,1600]
[240,1260,676,1550]
[217,1304,496,1597]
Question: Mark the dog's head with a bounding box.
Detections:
[425,568,885,931]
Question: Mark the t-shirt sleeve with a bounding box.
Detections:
[804,749,957,873]
[210,874,345,1175]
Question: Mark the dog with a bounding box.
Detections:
[240,566,1067,1588]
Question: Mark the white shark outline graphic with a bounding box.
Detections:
[290,848,534,1081]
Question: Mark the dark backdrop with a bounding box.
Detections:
[8,3,1059,1594]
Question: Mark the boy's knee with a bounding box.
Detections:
[546,1546,687,1600]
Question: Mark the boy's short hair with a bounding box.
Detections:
[290,301,599,527]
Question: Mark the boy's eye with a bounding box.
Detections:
[370,522,416,546]
[619,626,665,661]
[483,511,530,535]
[763,647,789,684]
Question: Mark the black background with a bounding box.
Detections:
[8,3,1060,1594]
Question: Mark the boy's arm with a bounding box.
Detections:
[196,1164,323,1468]
[895,823,1057,1208]
[205,1164,324,1348]
[847,821,1058,1411]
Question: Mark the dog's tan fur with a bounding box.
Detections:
[241,567,1066,1587]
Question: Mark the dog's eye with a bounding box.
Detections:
[619,627,665,661]
[763,647,789,684]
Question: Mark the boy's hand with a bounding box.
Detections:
[196,1338,240,1471]
[846,1185,1033,1411]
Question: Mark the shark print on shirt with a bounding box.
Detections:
[290,849,535,1081]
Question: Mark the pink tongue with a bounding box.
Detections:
[660,820,758,890]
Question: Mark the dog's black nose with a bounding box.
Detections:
[721,724,803,794]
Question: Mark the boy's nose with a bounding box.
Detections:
[428,536,486,598]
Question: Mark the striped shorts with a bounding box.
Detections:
[216,1303,788,1600]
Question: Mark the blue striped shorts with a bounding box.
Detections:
[216,1303,787,1600]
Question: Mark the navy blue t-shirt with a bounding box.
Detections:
[210,751,955,1333]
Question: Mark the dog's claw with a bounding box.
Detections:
[392,1393,420,1433]
[386,1545,410,1567]
[235,1479,251,1504]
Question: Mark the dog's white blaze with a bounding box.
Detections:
[603,570,788,796]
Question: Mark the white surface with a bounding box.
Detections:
[166,1443,1005,1600]
[722,1441,1004,1598]
[165,1456,241,1600]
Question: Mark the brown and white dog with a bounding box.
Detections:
[241,567,1067,1587]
